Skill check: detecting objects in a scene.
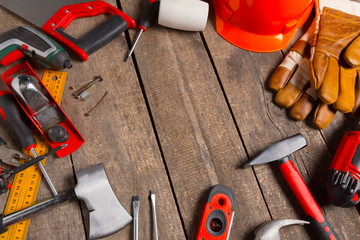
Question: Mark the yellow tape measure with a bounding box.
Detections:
[0,70,67,240]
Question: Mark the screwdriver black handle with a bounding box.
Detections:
[0,91,36,151]
[139,0,160,31]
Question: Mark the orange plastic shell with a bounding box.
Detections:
[212,0,315,52]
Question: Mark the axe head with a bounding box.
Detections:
[74,163,132,240]
[249,134,307,166]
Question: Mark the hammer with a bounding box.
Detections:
[254,219,309,240]
[0,163,132,239]
[249,134,339,240]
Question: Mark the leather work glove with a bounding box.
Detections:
[269,0,360,129]
[269,20,337,129]
[310,7,360,113]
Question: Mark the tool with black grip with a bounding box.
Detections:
[326,129,360,207]
[0,163,132,239]
[0,90,59,196]
[125,0,160,62]
[0,0,136,61]
[1,62,84,157]
[249,134,339,240]
[0,144,66,194]
[0,26,71,69]
[196,185,235,240]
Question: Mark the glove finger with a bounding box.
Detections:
[274,59,310,108]
[332,66,356,113]
[344,35,360,67]
[269,66,295,91]
[289,87,317,121]
[310,52,329,90]
[269,39,310,91]
[350,71,360,118]
[317,56,339,104]
[313,102,337,129]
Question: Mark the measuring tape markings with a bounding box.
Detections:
[0,70,67,240]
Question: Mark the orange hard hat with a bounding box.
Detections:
[212,0,316,52]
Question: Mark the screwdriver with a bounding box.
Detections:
[0,91,58,196]
[125,0,160,62]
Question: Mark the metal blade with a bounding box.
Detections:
[74,163,132,239]
[0,0,91,27]
[249,134,307,166]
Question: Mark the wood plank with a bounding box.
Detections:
[120,0,274,239]
[0,1,185,239]
[202,5,360,240]
[62,1,185,239]
[0,8,85,240]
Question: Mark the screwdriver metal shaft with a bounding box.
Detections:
[132,196,140,240]
[124,0,160,62]
[150,190,158,240]
[30,148,58,196]
[125,29,144,62]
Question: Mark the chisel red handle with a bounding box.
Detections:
[0,91,37,151]
[279,157,339,240]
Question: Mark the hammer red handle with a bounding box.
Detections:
[279,159,339,240]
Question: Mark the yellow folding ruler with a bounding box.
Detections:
[0,70,67,240]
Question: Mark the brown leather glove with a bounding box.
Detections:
[269,21,336,129]
[310,7,360,113]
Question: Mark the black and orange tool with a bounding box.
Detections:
[326,130,360,207]
[125,0,160,62]
[249,134,339,240]
[196,185,235,240]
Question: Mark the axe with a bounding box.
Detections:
[0,163,132,239]
[249,134,339,240]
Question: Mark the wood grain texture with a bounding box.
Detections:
[0,0,184,239]
[0,7,85,240]
[0,0,359,239]
[61,1,185,239]
[120,0,273,239]
[202,4,360,240]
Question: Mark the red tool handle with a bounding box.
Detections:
[279,158,339,240]
[0,50,25,67]
[41,0,136,61]
[0,91,37,151]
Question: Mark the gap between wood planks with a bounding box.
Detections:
[114,0,189,238]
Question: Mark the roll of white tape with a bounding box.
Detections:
[158,0,209,31]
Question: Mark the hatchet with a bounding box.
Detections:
[249,134,339,240]
[0,163,132,239]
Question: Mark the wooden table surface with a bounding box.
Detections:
[0,1,360,239]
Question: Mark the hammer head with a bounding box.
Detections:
[254,219,309,240]
[249,134,307,166]
[74,163,132,240]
